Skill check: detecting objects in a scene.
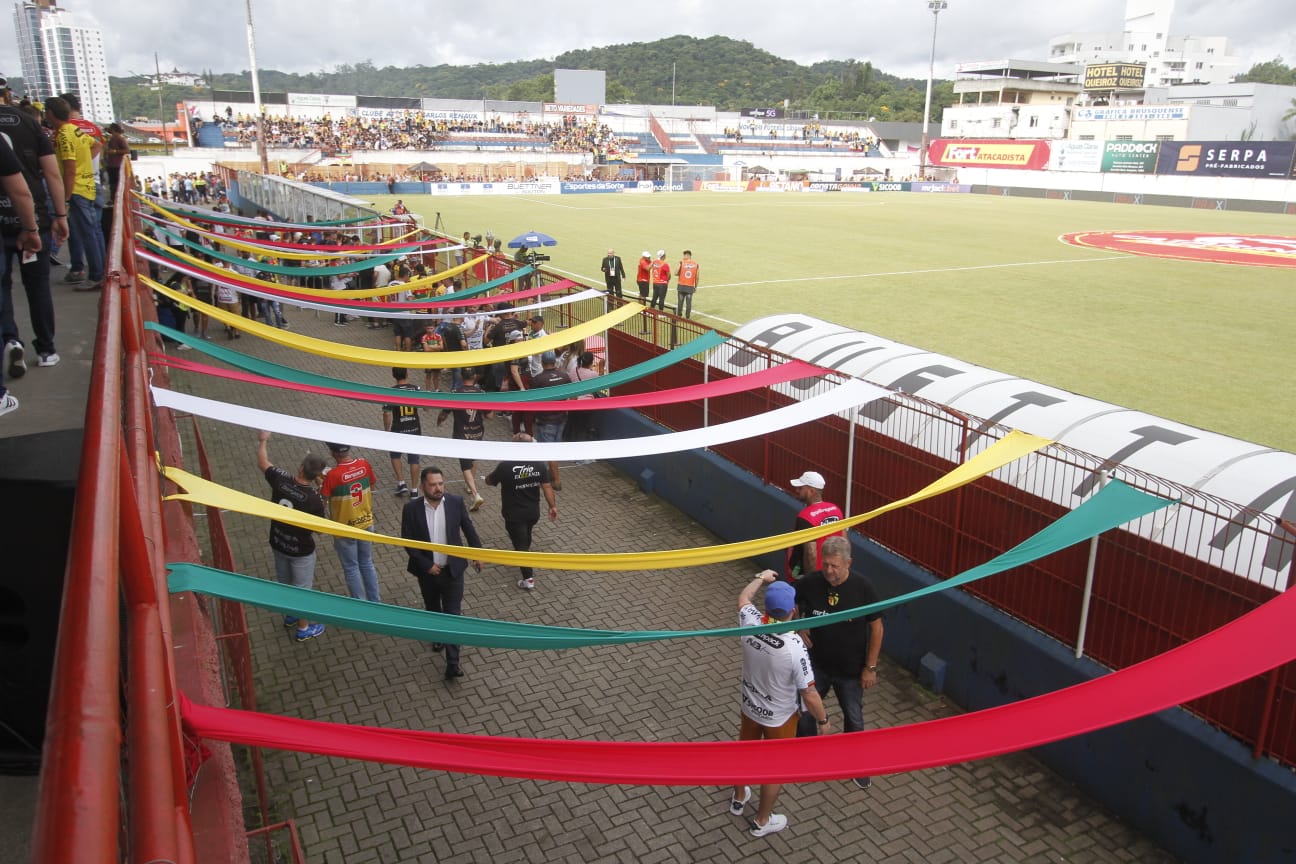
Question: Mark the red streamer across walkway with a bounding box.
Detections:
[138,210,451,253]
[139,248,574,310]
[181,586,1295,784]
[149,354,825,412]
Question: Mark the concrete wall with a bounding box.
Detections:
[601,406,1296,864]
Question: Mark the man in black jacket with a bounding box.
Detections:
[400,466,483,678]
[599,248,625,299]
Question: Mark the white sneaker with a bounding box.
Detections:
[37,352,60,367]
[0,392,17,418]
[728,786,751,816]
[517,578,535,590]
[750,813,787,838]
[470,494,484,512]
[4,340,25,379]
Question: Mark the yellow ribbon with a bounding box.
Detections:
[159,430,1049,570]
[145,274,642,368]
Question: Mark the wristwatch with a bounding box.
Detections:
[866,665,879,672]
[817,717,829,726]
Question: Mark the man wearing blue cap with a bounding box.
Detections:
[730,569,830,838]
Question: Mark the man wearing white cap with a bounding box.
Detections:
[729,569,829,837]
[786,470,844,581]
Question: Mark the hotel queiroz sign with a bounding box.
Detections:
[1083,63,1147,91]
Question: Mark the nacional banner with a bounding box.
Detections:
[1155,141,1296,178]
[927,139,1051,170]
[1101,140,1160,174]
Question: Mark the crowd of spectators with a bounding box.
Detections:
[719,122,875,151]
[198,111,631,158]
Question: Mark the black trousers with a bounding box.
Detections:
[504,518,537,579]
[417,568,464,665]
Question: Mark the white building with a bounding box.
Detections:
[944,59,1084,140]
[1049,0,1240,88]
[11,0,115,124]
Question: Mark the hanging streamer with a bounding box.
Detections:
[159,430,1048,570]
[166,480,1175,647]
[178,568,1293,785]
[145,277,639,368]
[145,321,725,402]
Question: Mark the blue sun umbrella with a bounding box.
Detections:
[506,230,559,249]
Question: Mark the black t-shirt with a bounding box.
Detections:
[795,571,881,678]
[384,382,423,435]
[447,384,487,439]
[530,368,570,425]
[0,109,51,234]
[486,461,549,522]
[439,321,465,352]
[264,466,326,556]
[489,317,525,348]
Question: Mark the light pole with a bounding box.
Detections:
[919,0,947,179]
[245,0,269,175]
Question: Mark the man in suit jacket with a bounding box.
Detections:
[600,248,626,300]
[401,466,483,679]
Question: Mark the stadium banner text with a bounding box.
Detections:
[927,139,1051,170]
[1155,142,1296,178]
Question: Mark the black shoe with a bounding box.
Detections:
[444,664,463,679]
[431,642,444,653]
[853,776,872,790]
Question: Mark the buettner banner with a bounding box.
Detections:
[1155,141,1296,178]
[928,139,1051,170]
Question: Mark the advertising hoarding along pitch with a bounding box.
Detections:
[1101,141,1160,174]
[928,139,1051,170]
[1155,141,1296,178]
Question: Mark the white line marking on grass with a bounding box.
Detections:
[705,254,1131,290]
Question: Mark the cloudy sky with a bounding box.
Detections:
[3,0,1291,83]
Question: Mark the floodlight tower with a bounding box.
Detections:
[919,0,948,179]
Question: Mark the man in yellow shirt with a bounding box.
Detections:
[44,96,104,292]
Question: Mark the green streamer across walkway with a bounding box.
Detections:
[146,322,725,401]
[167,480,1174,649]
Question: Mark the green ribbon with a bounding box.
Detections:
[166,480,1174,649]
[149,224,406,276]
[146,321,725,402]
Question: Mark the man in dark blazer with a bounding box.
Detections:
[600,248,626,300]
[401,466,483,679]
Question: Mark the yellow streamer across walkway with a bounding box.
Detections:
[137,232,487,298]
[135,194,425,260]
[146,275,642,368]
[160,430,1049,570]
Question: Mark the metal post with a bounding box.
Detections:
[1074,470,1111,659]
[920,0,948,179]
[245,0,269,175]
[154,53,170,156]
[843,393,857,517]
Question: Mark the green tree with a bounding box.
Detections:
[1236,58,1296,86]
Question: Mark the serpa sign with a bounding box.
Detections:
[716,314,1296,585]
[1084,62,1146,90]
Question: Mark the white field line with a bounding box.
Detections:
[704,254,1131,290]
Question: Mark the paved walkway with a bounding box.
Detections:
[165,298,1178,864]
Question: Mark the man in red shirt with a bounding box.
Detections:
[634,251,652,333]
[786,470,844,581]
[650,249,671,311]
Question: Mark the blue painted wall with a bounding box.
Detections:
[602,407,1296,864]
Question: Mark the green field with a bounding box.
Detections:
[365,191,1295,451]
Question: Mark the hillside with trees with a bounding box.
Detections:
[108,35,954,124]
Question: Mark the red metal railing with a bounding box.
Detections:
[553,286,1296,766]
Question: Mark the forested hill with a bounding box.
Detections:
[109,35,954,123]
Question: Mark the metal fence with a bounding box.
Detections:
[548,278,1296,766]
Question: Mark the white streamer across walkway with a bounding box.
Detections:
[151,379,888,461]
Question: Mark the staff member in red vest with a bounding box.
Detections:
[675,249,700,318]
[650,249,671,312]
[786,470,844,581]
[635,251,652,333]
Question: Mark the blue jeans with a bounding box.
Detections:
[536,420,565,443]
[272,549,317,618]
[334,531,381,602]
[814,669,865,732]
[67,194,105,282]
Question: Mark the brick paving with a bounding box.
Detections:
[164,302,1177,863]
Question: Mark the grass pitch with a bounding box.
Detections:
[367,191,1295,451]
